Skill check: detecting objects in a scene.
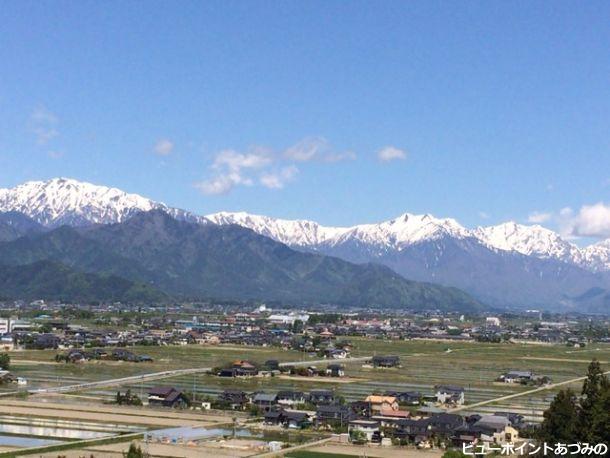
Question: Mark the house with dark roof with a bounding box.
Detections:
[284,410,311,429]
[264,409,311,429]
[277,390,307,407]
[384,390,421,405]
[372,355,400,368]
[316,404,355,427]
[435,385,465,405]
[218,390,250,410]
[326,364,345,377]
[219,360,259,377]
[309,389,335,405]
[253,392,278,409]
[147,386,190,408]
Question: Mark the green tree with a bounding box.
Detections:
[291,319,304,334]
[124,442,144,458]
[0,353,10,370]
[577,359,609,443]
[539,388,579,444]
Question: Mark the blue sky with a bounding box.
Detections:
[1,1,610,238]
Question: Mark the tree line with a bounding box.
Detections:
[538,359,609,446]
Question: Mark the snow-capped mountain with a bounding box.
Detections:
[582,240,610,272]
[473,222,584,265]
[1,178,607,270]
[205,211,350,247]
[3,177,610,310]
[206,211,470,251]
[0,178,203,227]
[206,211,594,266]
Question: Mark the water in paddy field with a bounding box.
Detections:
[0,415,145,448]
[0,435,63,447]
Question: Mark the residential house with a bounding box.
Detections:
[253,392,278,410]
[474,415,520,444]
[277,390,307,407]
[264,409,311,429]
[385,390,421,405]
[499,370,534,384]
[348,420,381,443]
[326,364,345,377]
[147,386,190,408]
[364,395,399,413]
[435,385,465,405]
[426,413,466,438]
[284,411,311,429]
[372,355,400,368]
[309,389,335,405]
[218,390,249,410]
[316,404,354,427]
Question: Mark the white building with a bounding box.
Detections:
[485,317,501,327]
[268,313,309,326]
[0,319,9,334]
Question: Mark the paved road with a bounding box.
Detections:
[450,369,610,413]
[29,356,372,394]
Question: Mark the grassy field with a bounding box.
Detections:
[5,338,610,422]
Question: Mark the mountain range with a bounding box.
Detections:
[0,209,480,310]
[0,178,609,312]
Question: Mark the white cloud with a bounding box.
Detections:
[154,139,174,156]
[30,107,59,145]
[478,211,490,220]
[527,211,552,224]
[284,137,328,162]
[195,148,271,195]
[260,166,299,189]
[377,146,406,162]
[559,202,610,239]
[196,137,356,196]
[195,171,253,195]
[212,148,272,172]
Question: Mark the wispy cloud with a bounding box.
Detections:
[260,166,299,189]
[478,211,490,220]
[29,107,59,145]
[154,139,174,156]
[195,148,272,195]
[284,137,356,163]
[195,138,355,195]
[527,211,552,224]
[377,146,406,162]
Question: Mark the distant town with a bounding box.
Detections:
[0,299,608,457]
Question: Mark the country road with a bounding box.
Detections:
[29,356,373,394]
[450,369,610,413]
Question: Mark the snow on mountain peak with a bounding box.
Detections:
[473,221,582,263]
[206,210,469,250]
[336,212,470,249]
[4,177,610,272]
[205,211,349,246]
[0,177,167,226]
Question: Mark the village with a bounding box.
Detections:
[0,300,608,456]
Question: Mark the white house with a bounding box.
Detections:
[348,420,380,442]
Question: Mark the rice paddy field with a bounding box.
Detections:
[4,338,610,424]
